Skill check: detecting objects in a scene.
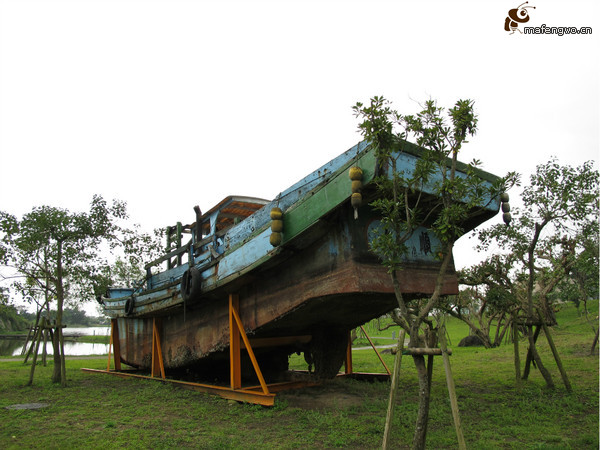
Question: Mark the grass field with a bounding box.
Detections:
[1,302,597,449]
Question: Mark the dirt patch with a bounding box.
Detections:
[6,403,50,410]
[279,380,366,411]
[568,342,598,357]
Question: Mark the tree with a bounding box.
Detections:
[0,301,30,332]
[555,219,599,314]
[445,254,522,348]
[0,286,8,305]
[354,97,515,449]
[555,220,600,353]
[99,255,147,293]
[0,195,159,385]
[476,158,599,389]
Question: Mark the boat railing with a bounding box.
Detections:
[141,196,271,293]
[145,224,232,270]
[145,239,191,273]
[143,222,231,292]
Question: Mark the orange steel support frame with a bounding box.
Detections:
[344,325,392,377]
[106,318,121,372]
[151,318,166,379]
[83,294,327,406]
[229,293,270,394]
[344,330,353,374]
[84,298,392,405]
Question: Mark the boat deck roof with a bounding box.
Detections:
[199,195,269,234]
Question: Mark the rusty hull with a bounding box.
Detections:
[116,203,458,371]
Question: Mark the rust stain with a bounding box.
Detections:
[116,205,460,370]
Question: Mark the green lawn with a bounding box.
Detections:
[1,302,597,449]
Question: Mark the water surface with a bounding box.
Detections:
[0,326,111,357]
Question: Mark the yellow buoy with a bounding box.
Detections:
[349,167,364,219]
[270,207,284,246]
[351,192,362,208]
[349,166,363,181]
[271,219,283,232]
[270,232,282,246]
[270,207,283,220]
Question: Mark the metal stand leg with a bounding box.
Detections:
[345,330,353,374]
[151,318,165,379]
[107,319,122,372]
[229,293,269,395]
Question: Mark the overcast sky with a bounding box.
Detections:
[1,0,598,283]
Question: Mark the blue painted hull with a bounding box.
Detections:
[100,140,501,373]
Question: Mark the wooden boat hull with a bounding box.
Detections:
[114,202,459,376]
[102,140,501,378]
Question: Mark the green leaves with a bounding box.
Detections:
[522,157,598,229]
[0,195,161,309]
[479,159,598,261]
[353,96,402,165]
[354,96,492,263]
[472,158,599,321]
[449,99,478,144]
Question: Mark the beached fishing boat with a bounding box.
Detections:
[100,140,502,379]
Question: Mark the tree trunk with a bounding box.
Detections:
[492,313,505,346]
[409,246,453,449]
[41,326,48,366]
[513,316,521,387]
[51,240,67,386]
[417,247,454,323]
[51,333,63,383]
[412,354,430,450]
[58,324,66,385]
[495,315,512,347]
[51,322,61,382]
[591,328,599,355]
[390,271,410,330]
[522,325,540,380]
[448,310,493,348]
[538,296,557,326]
[525,325,555,389]
[521,222,556,390]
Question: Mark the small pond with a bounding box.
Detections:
[0,326,111,357]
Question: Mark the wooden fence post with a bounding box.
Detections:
[539,316,572,392]
[382,330,406,450]
[439,325,466,450]
[26,317,46,386]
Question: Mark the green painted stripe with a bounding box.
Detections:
[282,148,377,241]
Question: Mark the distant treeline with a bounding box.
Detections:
[0,304,29,332]
[0,304,108,332]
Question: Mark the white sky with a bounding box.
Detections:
[1,0,598,312]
